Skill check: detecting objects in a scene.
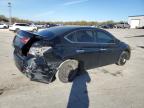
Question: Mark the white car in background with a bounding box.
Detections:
[0,23,8,29]
[9,23,37,32]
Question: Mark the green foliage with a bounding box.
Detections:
[0,15,8,22]
[11,17,32,23]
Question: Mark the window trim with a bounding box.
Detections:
[64,29,116,45]
[96,30,116,44]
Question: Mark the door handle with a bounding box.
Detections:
[100,48,107,51]
[76,49,85,53]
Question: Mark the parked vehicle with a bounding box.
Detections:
[9,23,37,32]
[98,24,115,29]
[13,26,131,83]
[136,26,144,29]
[35,24,45,29]
[0,23,8,29]
[38,23,58,32]
[114,22,130,29]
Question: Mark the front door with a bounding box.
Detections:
[95,30,119,66]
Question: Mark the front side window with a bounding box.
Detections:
[96,31,114,43]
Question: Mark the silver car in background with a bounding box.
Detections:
[0,23,8,29]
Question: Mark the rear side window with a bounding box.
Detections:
[67,32,76,42]
[66,30,95,43]
[96,31,114,43]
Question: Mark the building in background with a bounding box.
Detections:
[128,15,144,28]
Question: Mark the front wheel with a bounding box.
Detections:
[116,51,129,66]
[15,28,20,33]
[32,29,37,32]
[4,26,7,29]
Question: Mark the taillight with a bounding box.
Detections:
[20,37,30,44]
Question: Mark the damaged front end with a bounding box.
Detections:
[13,31,62,84]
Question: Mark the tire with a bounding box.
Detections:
[33,29,37,32]
[4,26,7,29]
[15,28,20,33]
[57,59,79,83]
[116,51,129,66]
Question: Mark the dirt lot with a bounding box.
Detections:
[0,29,144,108]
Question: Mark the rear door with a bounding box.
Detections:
[95,30,119,66]
[63,29,101,69]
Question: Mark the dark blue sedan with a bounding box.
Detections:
[13,26,131,83]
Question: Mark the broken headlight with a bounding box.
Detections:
[29,46,52,56]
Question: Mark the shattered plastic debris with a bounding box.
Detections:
[24,42,58,83]
[25,57,57,83]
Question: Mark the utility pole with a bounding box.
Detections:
[8,2,12,25]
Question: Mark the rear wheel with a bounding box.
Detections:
[57,59,79,83]
[4,26,7,29]
[116,51,129,66]
[32,29,37,32]
[15,28,20,33]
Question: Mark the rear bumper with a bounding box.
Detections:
[14,53,26,72]
[13,52,57,83]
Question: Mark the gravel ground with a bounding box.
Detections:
[0,29,144,108]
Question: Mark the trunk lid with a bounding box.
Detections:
[13,30,39,56]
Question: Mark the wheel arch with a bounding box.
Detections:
[124,48,131,60]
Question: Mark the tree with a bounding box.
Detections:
[0,15,8,22]
[0,14,127,26]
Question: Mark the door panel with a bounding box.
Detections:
[99,44,119,66]
[56,43,101,69]
[96,30,119,66]
[74,43,101,69]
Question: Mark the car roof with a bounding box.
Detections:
[35,26,99,40]
[41,25,95,32]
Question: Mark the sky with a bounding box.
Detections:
[0,0,144,21]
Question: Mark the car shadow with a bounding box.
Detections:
[124,35,144,38]
[137,46,144,49]
[67,71,91,108]
[99,68,123,77]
